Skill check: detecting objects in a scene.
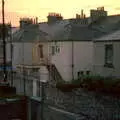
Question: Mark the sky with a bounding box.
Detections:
[0,0,120,26]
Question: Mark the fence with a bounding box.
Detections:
[6,72,120,120]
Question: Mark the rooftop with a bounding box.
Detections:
[94,29,120,41]
[12,14,120,42]
[13,24,49,42]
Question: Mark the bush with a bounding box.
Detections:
[56,75,120,96]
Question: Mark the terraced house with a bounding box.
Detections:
[6,18,50,73]
[39,7,120,82]
[7,7,120,86]
[93,29,120,78]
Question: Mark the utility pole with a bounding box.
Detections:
[10,23,13,85]
[2,0,7,82]
[22,30,26,95]
[40,82,44,120]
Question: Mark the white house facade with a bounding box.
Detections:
[6,23,49,72]
[39,13,120,81]
[93,30,120,78]
[50,41,94,81]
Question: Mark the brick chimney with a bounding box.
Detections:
[19,18,33,28]
[47,13,63,24]
[90,7,107,22]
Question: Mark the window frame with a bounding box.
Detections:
[104,44,114,68]
[51,45,60,55]
[38,44,44,58]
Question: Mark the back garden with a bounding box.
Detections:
[56,75,120,97]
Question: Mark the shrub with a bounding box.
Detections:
[56,75,120,96]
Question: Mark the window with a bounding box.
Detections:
[38,45,43,58]
[51,46,55,55]
[86,71,90,75]
[56,46,60,53]
[51,45,60,55]
[77,71,84,79]
[37,81,40,97]
[104,44,113,67]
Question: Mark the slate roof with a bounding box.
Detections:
[39,15,120,41]
[13,24,49,42]
[92,15,120,42]
[69,25,104,40]
[89,15,120,34]
[39,20,69,38]
[94,29,120,41]
[13,15,120,42]
[40,21,108,41]
[39,20,106,41]
[11,27,19,34]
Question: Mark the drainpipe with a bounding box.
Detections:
[48,36,52,83]
[10,23,13,86]
[72,39,74,81]
[22,30,26,95]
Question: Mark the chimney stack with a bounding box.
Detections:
[47,12,63,24]
[35,17,38,24]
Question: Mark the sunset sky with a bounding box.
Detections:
[0,0,120,26]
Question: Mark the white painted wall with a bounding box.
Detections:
[93,41,120,78]
[74,42,94,79]
[32,42,49,64]
[6,42,33,70]
[51,41,94,81]
[51,41,72,81]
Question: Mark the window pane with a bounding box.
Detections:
[52,46,55,55]
[38,45,43,58]
[105,44,113,65]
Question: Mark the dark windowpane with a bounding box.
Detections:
[105,44,113,66]
[86,71,90,75]
[38,45,43,58]
[37,81,40,97]
[52,46,55,55]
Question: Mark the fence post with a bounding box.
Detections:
[28,98,31,120]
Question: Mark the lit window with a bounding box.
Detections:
[104,44,113,67]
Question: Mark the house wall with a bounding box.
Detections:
[0,43,3,61]
[51,41,93,81]
[6,42,33,70]
[93,41,120,77]
[32,42,49,65]
[74,41,94,79]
